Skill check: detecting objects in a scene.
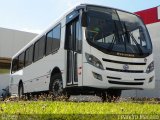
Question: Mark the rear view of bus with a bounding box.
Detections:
[81,5,155,98]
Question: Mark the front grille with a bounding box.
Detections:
[134,78,145,81]
[106,67,144,73]
[107,76,121,80]
[108,80,144,85]
[102,58,146,65]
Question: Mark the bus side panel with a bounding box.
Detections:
[10,74,20,95]
[23,49,65,93]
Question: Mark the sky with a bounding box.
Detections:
[0,0,159,34]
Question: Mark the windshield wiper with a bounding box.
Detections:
[123,23,143,55]
[108,34,115,51]
[108,21,120,51]
[129,32,143,55]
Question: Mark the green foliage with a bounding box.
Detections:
[0,101,160,119]
[0,69,9,74]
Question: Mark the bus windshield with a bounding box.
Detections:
[85,7,152,57]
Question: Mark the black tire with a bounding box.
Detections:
[95,91,107,102]
[49,74,63,98]
[26,93,31,100]
[107,89,122,102]
[101,92,107,102]
[18,82,24,99]
[62,90,71,101]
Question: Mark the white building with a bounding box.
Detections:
[0,27,37,96]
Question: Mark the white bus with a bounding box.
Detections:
[10,4,155,101]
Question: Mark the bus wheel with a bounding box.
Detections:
[101,92,107,102]
[62,90,71,101]
[107,89,121,102]
[50,74,63,98]
[18,82,24,99]
[107,89,122,102]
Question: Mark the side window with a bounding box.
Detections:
[65,23,73,50]
[39,37,45,59]
[25,45,33,66]
[18,52,25,70]
[34,37,45,62]
[46,24,61,55]
[34,41,39,62]
[65,18,82,53]
[46,30,53,55]
[75,20,82,53]
[28,45,34,65]
[25,49,29,66]
[52,24,61,52]
[11,57,18,73]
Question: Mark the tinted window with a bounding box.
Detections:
[34,37,45,62]
[28,45,34,64]
[11,57,18,73]
[65,23,73,50]
[52,25,61,51]
[34,41,39,61]
[46,30,53,55]
[25,45,33,66]
[65,19,82,53]
[39,37,45,59]
[46,24,61,55]
[18,52,25,70]
[75,20,82,52]
[85,8,152,57]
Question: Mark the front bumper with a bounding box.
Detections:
[83,63,155,90]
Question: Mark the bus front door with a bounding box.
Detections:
[65,17,82,86]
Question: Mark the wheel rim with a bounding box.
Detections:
[52,79,63,97]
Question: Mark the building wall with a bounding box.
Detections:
[135,6,160,25]
[158,6,160,19]
[0,27,37,58]
[0,74,10,96]
[0,27,37,96]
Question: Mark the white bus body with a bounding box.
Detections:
[9,4,155,100]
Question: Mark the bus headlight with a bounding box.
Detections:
[85,53,104,70]
[146,61,154,73]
